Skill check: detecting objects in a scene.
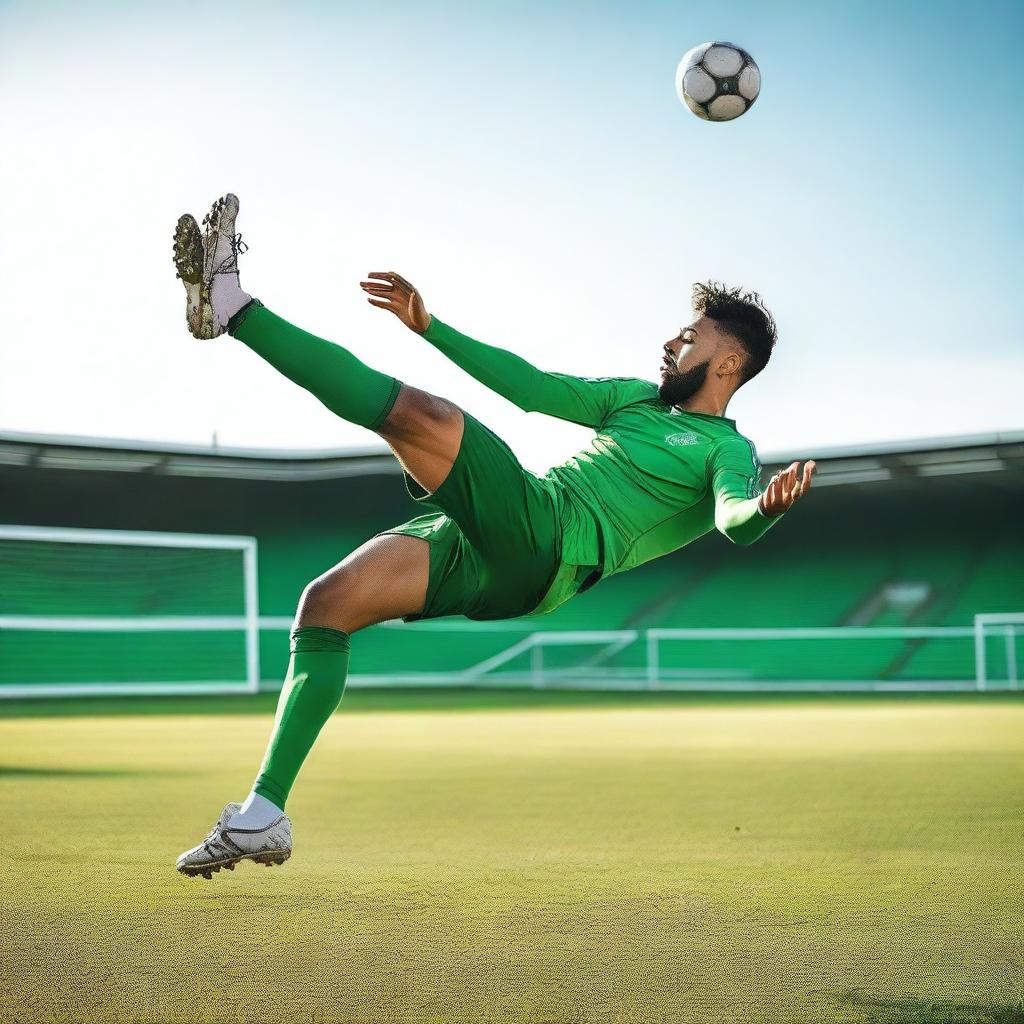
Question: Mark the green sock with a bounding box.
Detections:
[253,626,351,809]
[229,299,402,430]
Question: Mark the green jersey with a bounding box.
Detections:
[422,316,781,614]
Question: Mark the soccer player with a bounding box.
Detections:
[173,194,815,878]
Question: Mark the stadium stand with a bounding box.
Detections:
[1,430,1021,692]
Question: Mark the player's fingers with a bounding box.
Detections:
[790,464,806,499]
[788,465,802,501]
[774,471,790,503]
[367,297,397,310]
[367,271,413,293]
[370,273,410,292]
[792,462,811,501]
[801,460,816,492]
[360,282,393,294]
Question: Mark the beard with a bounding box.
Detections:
[658,359,710,406]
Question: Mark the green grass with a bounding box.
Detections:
[4,685,1020,718]
[1,695,1022,1023]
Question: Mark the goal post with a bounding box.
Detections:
[0,525,260,697]
[973,613,1024,692]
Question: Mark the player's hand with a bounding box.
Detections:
[758,460,816,517]
[359,272,431,334]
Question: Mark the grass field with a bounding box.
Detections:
[1,690,1022,1024]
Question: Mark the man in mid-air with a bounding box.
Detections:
[173,194,815,878]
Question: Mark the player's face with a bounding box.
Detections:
[661,317,719,374]
[658,316,715,404]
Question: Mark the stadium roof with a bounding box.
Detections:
[0,429,1022,487]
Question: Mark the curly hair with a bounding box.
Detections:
[692,281,777,385]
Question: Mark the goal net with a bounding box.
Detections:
[0,526,259,697]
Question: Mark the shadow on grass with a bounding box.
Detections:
[840,990,1024,1023]
[0,765,163,779]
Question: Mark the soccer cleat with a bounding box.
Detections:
[172,213,222,340]
[175,801,293,879]
[171,193,249,340]
[202,193,251,329]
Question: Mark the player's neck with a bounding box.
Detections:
[676,390,731,419]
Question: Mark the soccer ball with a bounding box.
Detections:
[676,42,761,122]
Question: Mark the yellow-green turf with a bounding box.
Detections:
[1,692,1022,1024]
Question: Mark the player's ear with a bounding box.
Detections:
[717,350,743,379]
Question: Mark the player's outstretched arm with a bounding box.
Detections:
[359,271,649,428]
[713,439,817,545]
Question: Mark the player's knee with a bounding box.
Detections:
[423,394,462,425]
[296,572,352,629]
[382,386,462,438]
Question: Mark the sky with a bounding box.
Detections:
[1,0,1021,472]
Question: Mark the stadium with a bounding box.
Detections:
[2,428,1022,1023]
[2,428,1021,695]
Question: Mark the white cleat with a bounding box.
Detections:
[171,192,249,340]
[176,802,292,879]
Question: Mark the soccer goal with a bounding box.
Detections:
[974,613,1024,691]
[0,525,259,697]
[646,626,982,692]
[338,623,1003,693]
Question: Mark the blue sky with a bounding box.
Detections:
[1,0,1020,471]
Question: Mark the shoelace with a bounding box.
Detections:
[212,233,248,277]
[199,820,239,857]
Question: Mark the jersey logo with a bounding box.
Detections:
[665,431,700,446]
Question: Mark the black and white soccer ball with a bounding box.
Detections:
[676,42,761,122]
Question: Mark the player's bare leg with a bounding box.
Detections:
[375,384,465,493]
[294,389,465,637]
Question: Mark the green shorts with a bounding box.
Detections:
[374,411,563,622]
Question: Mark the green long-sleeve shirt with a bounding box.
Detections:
[422,315,782,614]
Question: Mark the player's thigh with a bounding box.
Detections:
[295,532,429,633]
[377,383,464,494]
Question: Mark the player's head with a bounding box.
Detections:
[659,282,777,405]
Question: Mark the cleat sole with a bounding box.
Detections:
[172,215,203,285]
[177,849,290,878]
[172,209,223,340]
